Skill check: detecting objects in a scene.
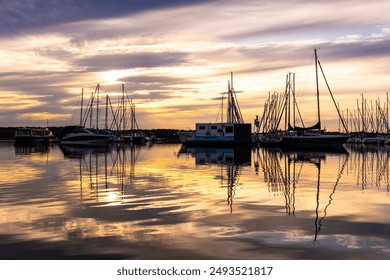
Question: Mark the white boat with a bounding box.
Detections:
[60,126,112,146]
[179,122,252,146]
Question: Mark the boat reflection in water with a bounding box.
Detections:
[255,146,390,242]
[60,144,139,202]
[178,145,251,213]
[344,143,390,191]
[14,144,51,156]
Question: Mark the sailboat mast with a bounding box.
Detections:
[221,95,224,122]
[314,49,321,128]
[293,73,296,130]
[105,94,109,130]
[131,99,134,130]
[284,73,289,131]
[362,94,365,133]
[122,83,125,132]
[96,84,100,130]
[387,91,389,133]
[230,72,234,123]
[80,88,84,126]
[227,83,231,122]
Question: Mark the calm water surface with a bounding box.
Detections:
[0,142,389,259]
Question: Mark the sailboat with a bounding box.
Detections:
[178,72,252,146]
[60,85,113,146]
[111,84,146,144]
[280,49,349,149]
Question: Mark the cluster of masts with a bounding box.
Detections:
[254,49,390,146]
[342,93,389,134]
[255,87,390,145]
[78,83,139,132]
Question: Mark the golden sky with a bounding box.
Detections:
[0,0,389,130]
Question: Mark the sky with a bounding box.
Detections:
[0,0,390,130]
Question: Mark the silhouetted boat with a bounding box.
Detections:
[14,127,54,145]
[59,125,112,146]
[280,49,349,148]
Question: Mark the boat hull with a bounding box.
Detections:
[14,127,54,146]
[60,134,112,146]
[178,123,252,147]
[14,137,51,146]
[280,134,349,148]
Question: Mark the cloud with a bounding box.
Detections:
[74,52,189,71]
[0,0,211,36]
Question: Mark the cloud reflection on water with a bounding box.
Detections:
[0,143,389,259]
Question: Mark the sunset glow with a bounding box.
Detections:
[1,0,389,130]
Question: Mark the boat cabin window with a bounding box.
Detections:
[225,126,233,133]
[199,125,206,130]
[211,126,217,130]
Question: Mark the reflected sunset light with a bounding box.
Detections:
[0,143,389,259]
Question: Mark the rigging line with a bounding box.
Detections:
[275,98,287,130]
[124,88,141,130]
[69,97,81,126]
[297,52,315,111]
[292,90,305,128]
[215,103,222,123]
[317,59,349,133]
[108,96,120,131]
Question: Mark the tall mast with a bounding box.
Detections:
[131,99,134,130]
[362,93,365,133]
[387,91,389,132]
[314,49,321,128]
[96,84,100,129]
[122,83,125,132]
[227,79,232,122]
[105,94,109,130]
[284,73,289,131]
[356,99,361,132]
[228,72,234,123]
[292,73,296,130]
[287,72,291,130]
[80,88,84,126]
[221,95,224,122]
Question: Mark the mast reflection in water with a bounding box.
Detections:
[255,147,349,242]
[178,145,251,213]
[0,142,389,259]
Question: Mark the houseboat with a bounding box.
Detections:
[178,73,252,146]
[14,127,54,145]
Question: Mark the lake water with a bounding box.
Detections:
[0,142,389,259]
